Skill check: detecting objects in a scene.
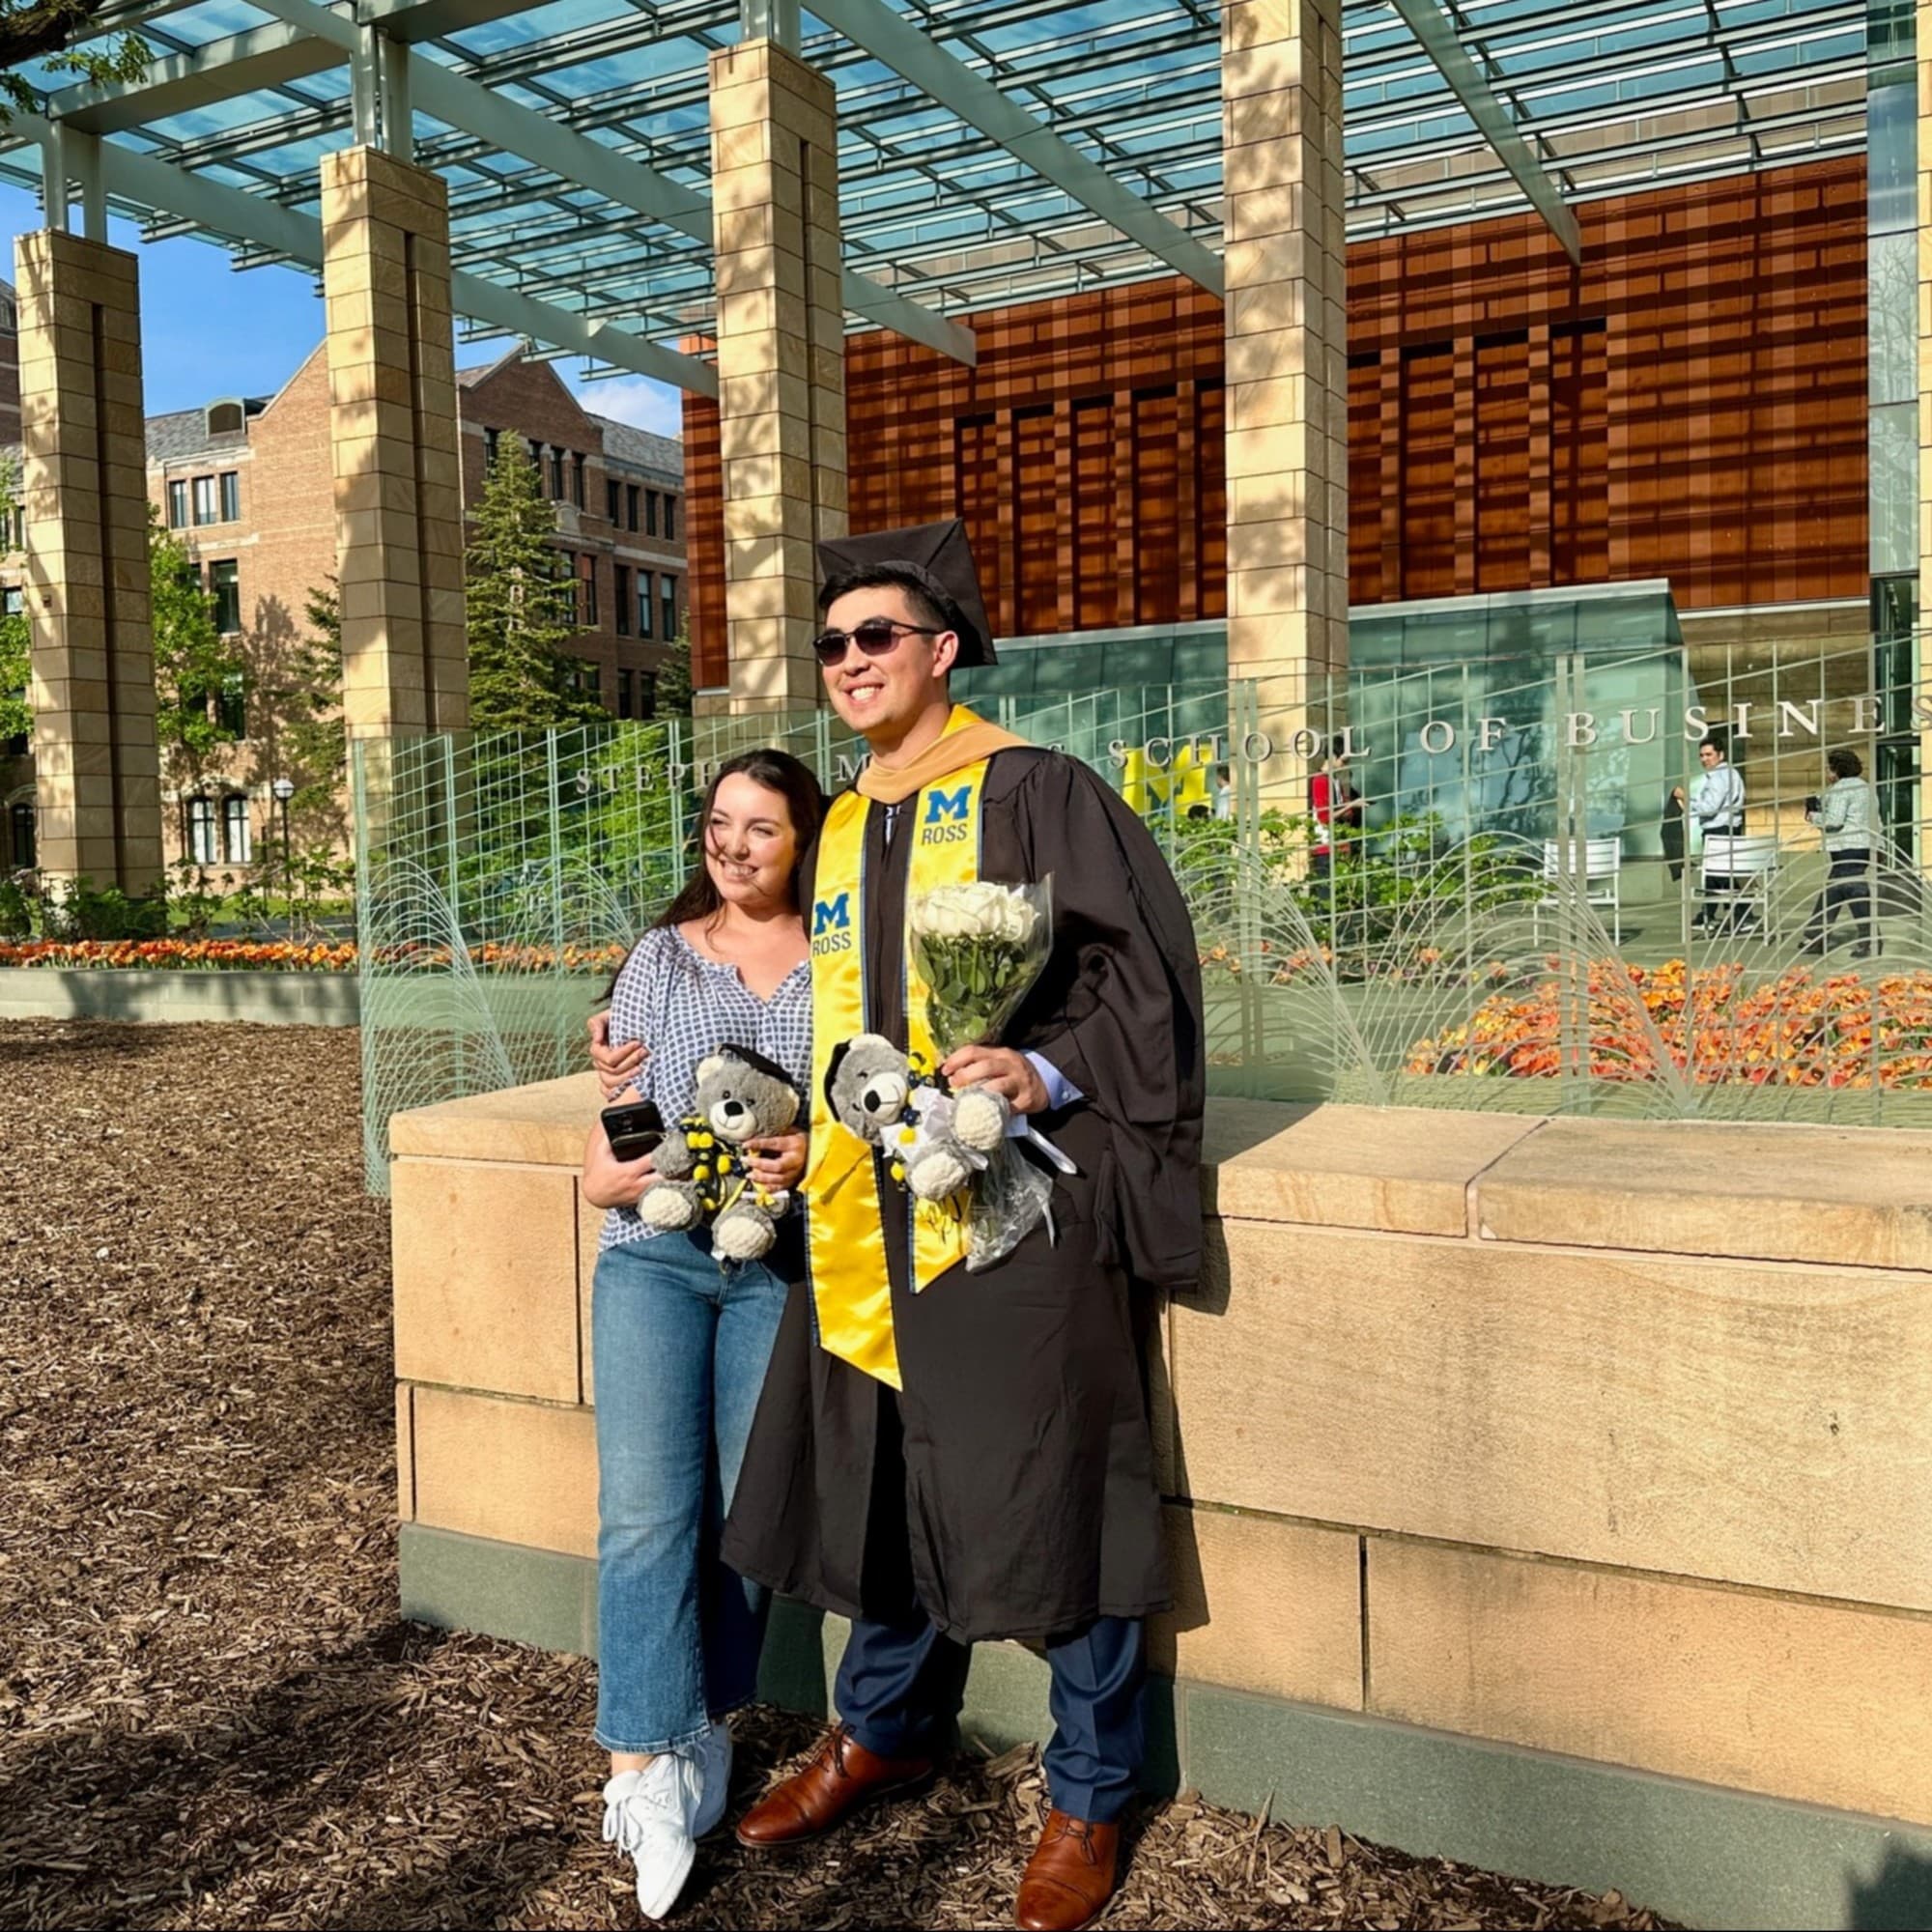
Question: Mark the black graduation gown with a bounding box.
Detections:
[721,746,1206,1644]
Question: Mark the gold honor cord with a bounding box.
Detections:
[804,743,991,1388]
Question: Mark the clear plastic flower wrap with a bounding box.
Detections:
[907,877,1055,1059]
[962,1139,1058,1272]
[904,875,1067,1269]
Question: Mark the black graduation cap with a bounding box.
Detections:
[816,518,997,668]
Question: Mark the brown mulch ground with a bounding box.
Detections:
[0,1019,1674,1931]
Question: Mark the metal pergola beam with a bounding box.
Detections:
[808,0,1224,298]
[62,0,978,365]
[13,113,719,395]
[1385,0,1581,263]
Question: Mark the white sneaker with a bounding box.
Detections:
[602,1755,703,1921]
[692,1719,734,1840]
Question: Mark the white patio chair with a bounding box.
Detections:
[1536,837,1624,946]
[1698,834,1780,942]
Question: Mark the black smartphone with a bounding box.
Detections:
[602,1098,666,1162]
[1804,794,1822,816]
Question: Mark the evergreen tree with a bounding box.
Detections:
[466,449,605,732]
[150,507,247,797]
[282,579,346,814]
[653,623,695,720]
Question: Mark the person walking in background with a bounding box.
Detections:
[1675,735,1747,930]
[1803,748,1881,959]
[579,750,821,1920]
[1308,739,1360,880]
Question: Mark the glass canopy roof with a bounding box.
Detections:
[0,0,1868,378]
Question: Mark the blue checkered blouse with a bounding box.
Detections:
[598,923,812,1255]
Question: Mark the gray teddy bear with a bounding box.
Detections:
[825,1032,1009,1200]
[639,1044,802,1262]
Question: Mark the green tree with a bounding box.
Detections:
[465,449,604,732]
[0,450,26,747]
[282,578,345,813]
[149,506,246,796]
[653,623,695,720]
[0,1,148,120]
[0,603,25,749]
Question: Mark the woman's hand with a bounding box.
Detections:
[587,1011,647,1102]
[582,1122,659,1210]
[940,1045,1048,1114]
[743,1128,809,1195]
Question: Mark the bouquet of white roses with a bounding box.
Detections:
[905,876,1065,1272]
[908,878,1053,1057]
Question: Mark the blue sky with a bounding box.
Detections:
[0,180,686,440]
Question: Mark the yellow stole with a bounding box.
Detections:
[804,723,1005,1389]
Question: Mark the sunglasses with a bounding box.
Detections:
[810,620,946,667]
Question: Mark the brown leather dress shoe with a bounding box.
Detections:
[1015,1809,1122,1931]
[734,1725,933,1849]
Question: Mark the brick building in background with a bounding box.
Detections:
[3,342,685,874]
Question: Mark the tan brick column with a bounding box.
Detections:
[708,37,847,715]
[1222,0,1349,795]
[321,145,468,740]
[15,231,163,894]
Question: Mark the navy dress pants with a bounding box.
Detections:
[835,1609,1147,1825]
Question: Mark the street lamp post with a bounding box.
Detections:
[270,777,295,905]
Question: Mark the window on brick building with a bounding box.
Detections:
[572,453,586,508]
[167,480,187,528]
[663,496,676,542]
[209,559,241,635]
[8,801,32,868]
[607,476,620,524]
[626,484,639,532]
[617,668,633,718]
[638,570,653,639]
[186,795,218,866]
[550,447,566,499]
[216,668,246,737]
[614,564,631,636]
[527,437,543,473]
[222,793,252,864]
[219,471,240,522]
[661,574,677,642]
[484,426,500,467]
[191,475,216,526]
[645,490,658,537]
[577,552,598,626]
[639,671,658,720]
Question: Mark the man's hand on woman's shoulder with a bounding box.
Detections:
[587,1010,648,1101]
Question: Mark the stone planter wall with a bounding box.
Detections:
[0,967,360,1026]
[389,1079,1932,1930]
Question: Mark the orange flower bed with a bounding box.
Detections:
[0,938,358,973]
[1408,958,1932,1090]
[368,940,629,973]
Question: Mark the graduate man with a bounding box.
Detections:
[720,521,1205,1932]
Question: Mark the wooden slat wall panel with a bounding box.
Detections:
[681,158,1865,675]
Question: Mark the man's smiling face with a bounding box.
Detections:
[819,582,956,746]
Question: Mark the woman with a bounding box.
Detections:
[579,749,821,1920]
[1803,747,1881,958]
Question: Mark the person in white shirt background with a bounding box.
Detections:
[1673,736,1747,931]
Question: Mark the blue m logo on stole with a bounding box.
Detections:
[923,784,973,825]
[812,894,850,936]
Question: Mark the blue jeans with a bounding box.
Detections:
[593,1232,789,1755]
